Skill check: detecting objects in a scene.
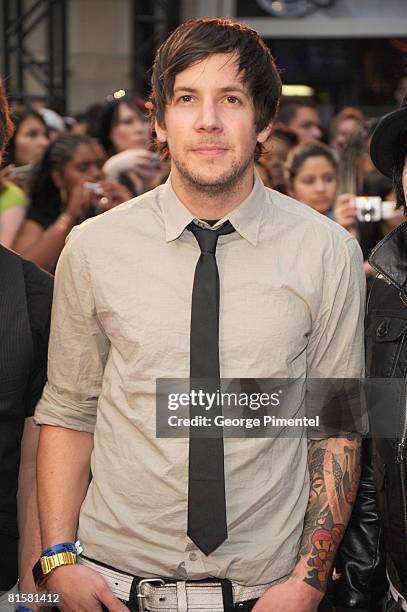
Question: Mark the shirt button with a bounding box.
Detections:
[189,552,198,561]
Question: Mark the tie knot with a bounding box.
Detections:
[188,221,234,255]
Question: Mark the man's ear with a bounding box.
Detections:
[257,122,273,145]
[155,119,167,143]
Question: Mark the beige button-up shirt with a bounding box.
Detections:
[35,173,365,585]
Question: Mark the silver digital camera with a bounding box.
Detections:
[354,197,398,223]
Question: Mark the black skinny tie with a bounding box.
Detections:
[187,220,235,556]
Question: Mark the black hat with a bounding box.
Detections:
[370,94,407,179]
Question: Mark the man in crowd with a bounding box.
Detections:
[276,97,322,144]
[34,18,364,612]
[0,79,53,611]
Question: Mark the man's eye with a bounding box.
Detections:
[226,96,239,104]
[180,95,193,103]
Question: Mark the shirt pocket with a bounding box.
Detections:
[224,438,275,489]
[366,313,407,378]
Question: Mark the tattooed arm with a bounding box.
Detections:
[293,436,362,592]
[253,436,361,612]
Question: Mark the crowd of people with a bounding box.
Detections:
[0,95,165,269]
[2,14,407,612]
[0,79,404,273]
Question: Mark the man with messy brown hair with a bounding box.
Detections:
[34,18,364,612]
[148,18,281,163]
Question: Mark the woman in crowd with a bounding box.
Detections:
[0,108,48,246]
[13,133,103,272]
[284,142,338,216]
[3,108,49,170]
[98,95,159,196]
[98,96,151,156]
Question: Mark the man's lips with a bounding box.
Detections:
[191,146,229,156]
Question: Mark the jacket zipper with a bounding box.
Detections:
[396,378,407,533]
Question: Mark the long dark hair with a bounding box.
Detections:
[30,134,92,217]
[2,107,48,166]
[98,96,147,156]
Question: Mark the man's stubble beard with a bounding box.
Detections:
[171,147,255,197]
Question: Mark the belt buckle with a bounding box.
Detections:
[136,578,165,611]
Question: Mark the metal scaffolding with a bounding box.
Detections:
[1,0,67,113]
[131,0,180,98]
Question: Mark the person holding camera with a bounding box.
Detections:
[334,172,403,282]
[12,134,103,272]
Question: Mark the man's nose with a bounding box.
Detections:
[194,100,222,132]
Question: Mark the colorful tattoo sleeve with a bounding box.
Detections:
[296,436,361,593]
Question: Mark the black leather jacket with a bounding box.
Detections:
[332,220,407,610]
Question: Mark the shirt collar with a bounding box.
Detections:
[160,171,266,246]
[160,177,195,243]
[225,172,266,246]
